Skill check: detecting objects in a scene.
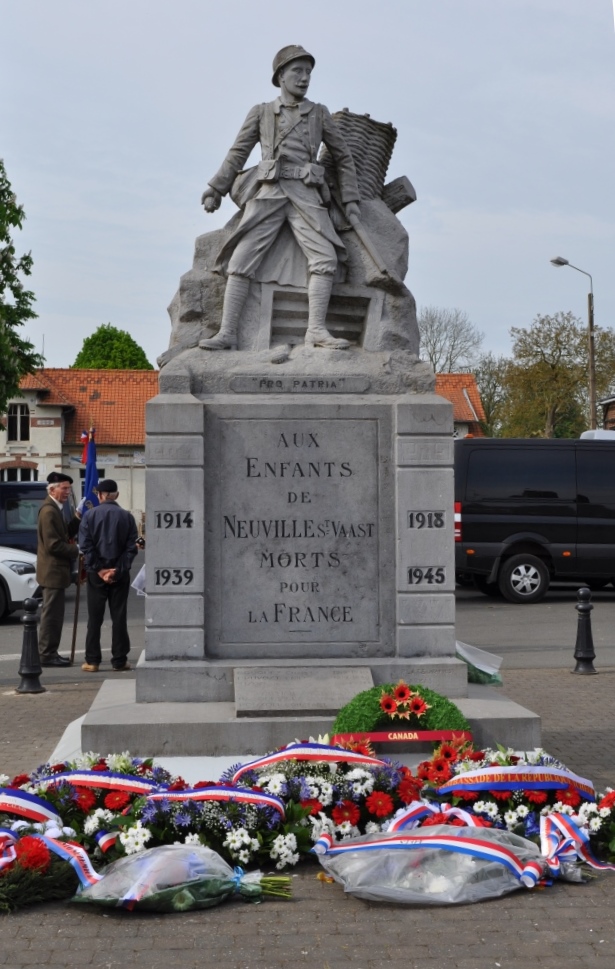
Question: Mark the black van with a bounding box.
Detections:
[454,438,615,603]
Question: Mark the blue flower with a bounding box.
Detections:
[524,812,540,837]
[174,811,193,828]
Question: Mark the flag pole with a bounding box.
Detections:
[70,554,84,664]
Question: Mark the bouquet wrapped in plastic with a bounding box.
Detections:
[73,845,290,912]
[313,826,550,904]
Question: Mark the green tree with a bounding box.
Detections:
[499,312,615,438]
[474,352,510,437]
[0,159,43,424]
[72,323,153,369]
[418,306,484,372]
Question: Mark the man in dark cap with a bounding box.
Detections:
[78,479,138,672]
[36,472,81,666]
[200,45,360,351]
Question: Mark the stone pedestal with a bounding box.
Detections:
[81,348,539,755]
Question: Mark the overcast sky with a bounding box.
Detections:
[2,0,614,368]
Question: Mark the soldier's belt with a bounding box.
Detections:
[280,165,309,179]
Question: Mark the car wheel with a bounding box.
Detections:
[498,554,550,604]
[472,575,501,597]
[0,585,7,621]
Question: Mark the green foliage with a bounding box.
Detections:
[72,323,153,370]
[332,684,470,735]
[0,159,43,422]
[0,857,78,914]
[474,352,510,437]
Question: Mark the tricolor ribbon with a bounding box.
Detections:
[0,829,18,873]
[0,787,63,825]
[0,829,102,887]
[541,813,615,873]
[35,771,160,796]
[437,765,595,801]
[311,830,545,888]
[232,743,386,784]
[95,830,118,853]
[145,784,286,818]
[388,799,479,831]
[38,836,103,887]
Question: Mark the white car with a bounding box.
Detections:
[0,545,41,621]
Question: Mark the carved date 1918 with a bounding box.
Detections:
[407,567,445,585]
[407,511,445,529]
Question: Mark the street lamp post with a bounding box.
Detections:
[550,257,596,430]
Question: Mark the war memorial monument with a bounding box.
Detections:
[82,46,538,755]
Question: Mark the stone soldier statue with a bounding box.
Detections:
[200,45,361,351]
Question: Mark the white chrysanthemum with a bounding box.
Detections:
[309,812,335,842]
[119,820,152,855]
[223,828,245,851]
[83,808,115,835]
[589,817,602,832]
[364,821,381,835]
[261,773,286,795]
[184,833,201,845]
[105,752,133,773]
[483,803,499,819]
[237,849,251,864]
[334,821,355,836]
[599,807,611,819]
[474,801,487,814]
[251,838,260,851]
[553,803,574,816]
[318,781,334,807]
[504,810,518,829]
[71,751,101,769]
[516,805,529,818]
[0,774,9,787]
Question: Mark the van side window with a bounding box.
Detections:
[5,497,45,530]
[577,450,615,505]
[467,449,575,500]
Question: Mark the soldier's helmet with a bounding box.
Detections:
[272,45,315,87]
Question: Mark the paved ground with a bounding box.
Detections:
[2,588,615,968]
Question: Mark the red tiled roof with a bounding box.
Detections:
[20,369,159,446]
[435,373,486,425]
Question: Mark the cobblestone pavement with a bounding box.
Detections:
[2,668,615,967]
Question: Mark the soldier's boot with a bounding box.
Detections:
[200,275,250,350]
[304,274,351,349]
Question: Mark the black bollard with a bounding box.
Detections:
[572,586,597,675]
[16,598,46,694]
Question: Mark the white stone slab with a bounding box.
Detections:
[234,666,374,717]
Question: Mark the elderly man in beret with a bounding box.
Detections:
[200,45,360,351]
[78,479,138,673]
[36,472,81,666]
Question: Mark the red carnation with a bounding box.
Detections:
[450,789,479,802]
[194,781,217,789]
[8,773,30,788]
[526,790,548,804]
[49,763,66,774]
[398,776,422,805]
[300,798,324,816]
[91,764,108,773]
[427,758,452,783]
[104,791,131,810]
[556,788,581,808]
[421,812,450,826]
[365,790,394,818]
[416,761,432,782]
[436,742,458,763]
[468,750,485,762]
[76,789,97,812]
[332,800,360,826]
[489,790,513,801]
[15,836,51,873]
[167,778,188,791]
[599,791,615,811]
[379,693,397,715]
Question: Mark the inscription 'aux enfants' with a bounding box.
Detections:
[220,426,377,634]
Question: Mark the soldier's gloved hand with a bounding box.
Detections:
[345,201,361,224]
[201,186,222,213]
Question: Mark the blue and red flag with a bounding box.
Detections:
[82,428,99,510]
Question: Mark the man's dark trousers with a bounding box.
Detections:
[84,572,131,668]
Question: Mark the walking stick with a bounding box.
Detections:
[70,554,84,664]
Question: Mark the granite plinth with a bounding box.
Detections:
[81,679,541,757]
[234,666,374,717]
